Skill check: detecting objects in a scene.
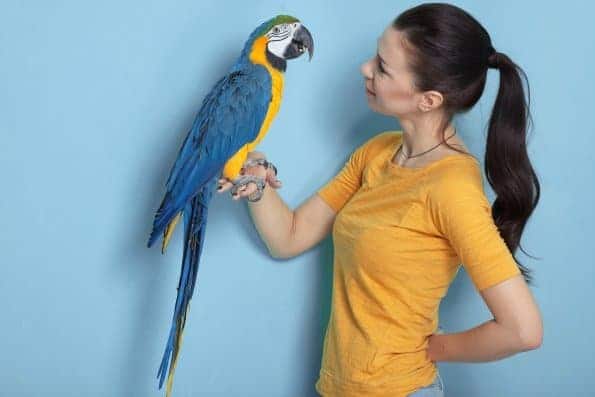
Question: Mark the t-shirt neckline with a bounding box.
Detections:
[385,135,476,172]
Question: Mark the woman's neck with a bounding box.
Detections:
[393,124,469,168]
[399,122,457,156]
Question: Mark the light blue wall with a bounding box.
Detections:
[1,0,593,396]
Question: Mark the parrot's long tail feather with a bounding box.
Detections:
[156,181,215,397]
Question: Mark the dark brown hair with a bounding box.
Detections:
[393,3,540,285]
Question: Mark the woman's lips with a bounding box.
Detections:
[366,86,376,96]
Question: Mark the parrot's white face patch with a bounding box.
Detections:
[266,22,301,59]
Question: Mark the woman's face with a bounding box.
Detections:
[360,27,421,117]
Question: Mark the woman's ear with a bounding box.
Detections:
[418,90,444,112]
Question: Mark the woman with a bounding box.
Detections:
[217,3,543,396]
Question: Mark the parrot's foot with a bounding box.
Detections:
[230,175,266,202]
[241,158,278,177]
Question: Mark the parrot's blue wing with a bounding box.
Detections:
[147,63,272,247]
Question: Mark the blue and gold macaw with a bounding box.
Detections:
[146,15,313,397]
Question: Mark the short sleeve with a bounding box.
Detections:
[316,133,386,213]
[426,163,522,292]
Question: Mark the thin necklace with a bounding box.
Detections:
[397,128,457,160]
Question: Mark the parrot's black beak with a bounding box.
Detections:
[284,25,314,61]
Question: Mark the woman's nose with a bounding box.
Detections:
[360,60,372,79]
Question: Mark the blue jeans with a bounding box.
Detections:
[406,371,445,397]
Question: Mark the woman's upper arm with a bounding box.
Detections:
[427,163,523,292]
[277,193,336,259]
[427,163,542,348]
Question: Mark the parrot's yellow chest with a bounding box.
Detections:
[247,37,284,150]
[221,36,284,180]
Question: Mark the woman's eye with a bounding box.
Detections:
[377,59,385,74]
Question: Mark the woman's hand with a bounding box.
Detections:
[426,332,446,363]
[217,151,282,200]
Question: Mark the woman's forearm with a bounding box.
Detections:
[245,182,294,259]
[430,319,534,362]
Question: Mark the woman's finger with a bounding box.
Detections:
[231,183,248,200]
[235,181,259,200]
[263,168,282,189]
[269,179,282,189]
[245,181,258,197]
[217,179,234,193]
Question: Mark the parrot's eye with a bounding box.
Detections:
[273,26,280,34]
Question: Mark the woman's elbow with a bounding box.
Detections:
[268,246,294,260]
[519,323,543,350]
[269,249,287,260]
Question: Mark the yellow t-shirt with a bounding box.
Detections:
[314,130,521,397]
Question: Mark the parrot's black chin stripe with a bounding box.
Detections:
[266,48,287,72]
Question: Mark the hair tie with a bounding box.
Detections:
[487,45,499,69]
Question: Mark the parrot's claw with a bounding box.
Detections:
[241,158,278,176]
[230,174,266,202]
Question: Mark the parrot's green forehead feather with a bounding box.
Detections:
[258,14,300,36]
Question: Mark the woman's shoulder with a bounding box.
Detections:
[424,155,485,198]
